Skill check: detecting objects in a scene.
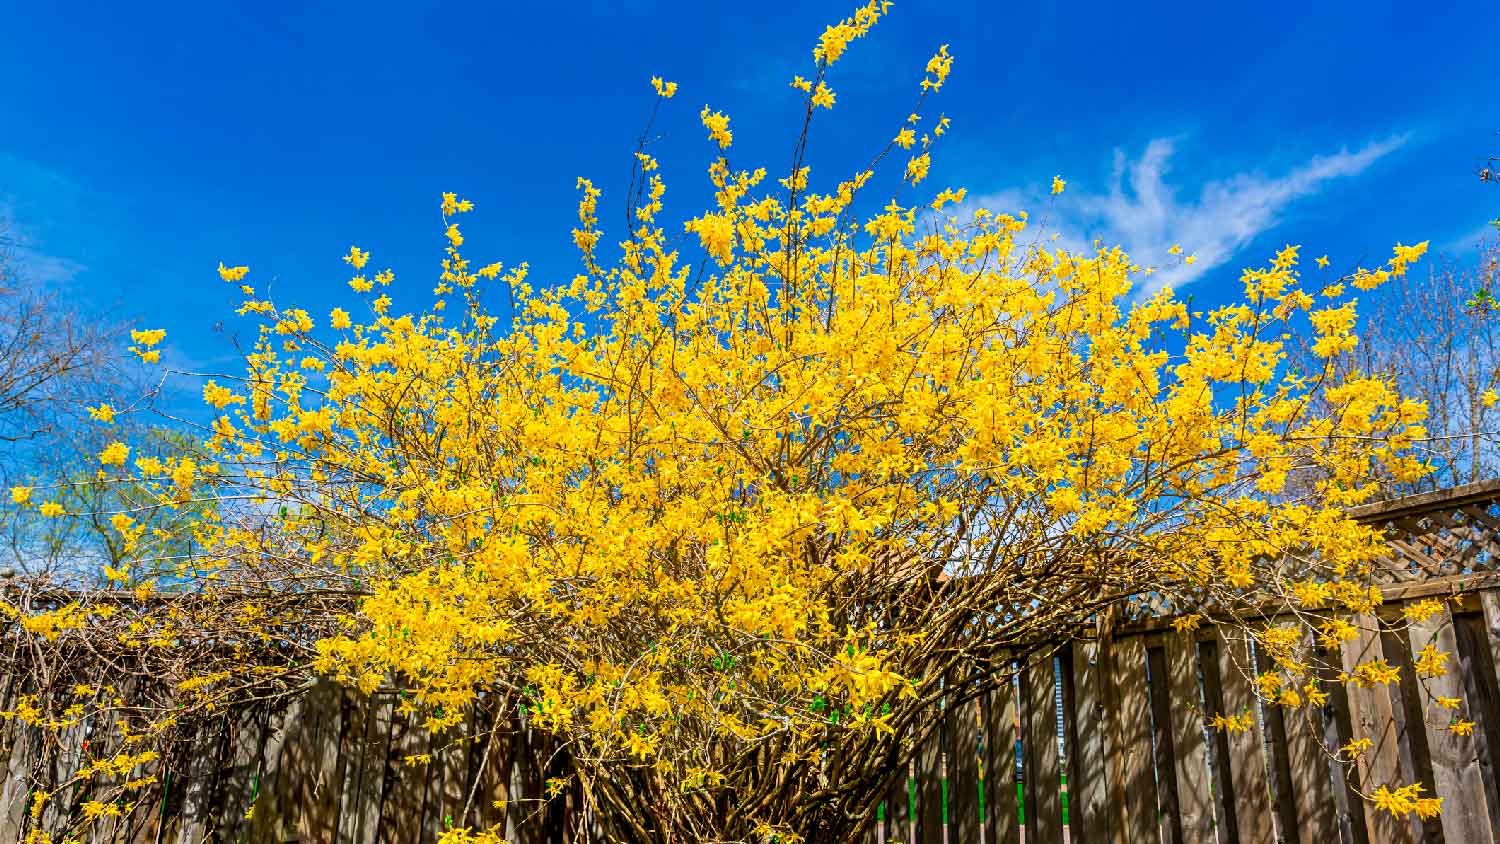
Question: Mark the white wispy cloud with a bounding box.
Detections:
[1441,221,1500,256]
[963,134,1407,296]
[0,154,94,288]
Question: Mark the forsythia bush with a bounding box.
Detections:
[4,3,1450,841]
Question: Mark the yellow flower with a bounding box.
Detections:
[904,152,931,185]
[1210,711,1255,733]
[38,502,64,518]
[811,81,836,109]
[1171,614,1201,633]
[171,458,197,491]
[99,442,130,467]
[921,45,953,92]
[1414,643,1448,679]
[330,308,352,330]
[685,213,736,265]
[128,330,165,365]
[88,404,117,424]
[10,486,32,505]
[130,328,166,348]
[217,262,249,282]
[202,381,243,409]
[1484,389,1497,409]
[441,192,474,215]
[1351,659,1401,687]
[651,76,678,98]
[349,276,373,293]
[1403,598,1444,623]
[1372,783,1442,819]
[1315,254,1330,269]
[1167,244,1183,256]
[343,246,370,270]
[700,107,733,149]
[1051,175,1066,195]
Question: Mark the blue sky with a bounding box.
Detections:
[2,0,1496,378]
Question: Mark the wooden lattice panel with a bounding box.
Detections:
[1351,479,1500,584]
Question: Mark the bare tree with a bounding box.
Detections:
[0,222,209,582]
[1291,235,1500,496]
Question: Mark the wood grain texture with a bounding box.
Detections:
[1108,635,1155,844]
[1340,615,1417,844]
[984,657,1019,844]
[946,668,982,844]
[1163,633,1215,844]
[1023,653,1062,844]
[1068,642,1110,844]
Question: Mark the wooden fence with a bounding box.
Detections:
[7,480,1500,843]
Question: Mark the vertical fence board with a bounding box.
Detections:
[42,697,92,833]
[440,727,471,839]
[303,682,349,843]
[1109,634,1155,844]
[1144,642,1183,844]
[947,669,982,844]
[466,702,498,832]
[422,726,450,843]
[381,706,431,844]
[0,696,39,840]
[177,716,223,844]
[216,706,265,842]
[123,753,168,844]
[886,750,914,844]
[486,715,519,837]
[1341,614,1417,844]
[356,695,395,843]
[1165,633,1214,843]
[1411,606,1494,843]
[337,693,377,844]
[510,717,550,844]
[1069,642,1109,844]
[1249,630,1303,844]
[917,711,944,844]
[1321,651,1371,844]
[1024,653,1062,843]
[247,698,297,844]
[1215,630,1275,844]
[1058,645,1083,844]
[1385,621,1445,844]
[1278,636,1339,843]
[1456,608,1500,840]
[984,658,1018,844]
[1283,704,1342,844]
